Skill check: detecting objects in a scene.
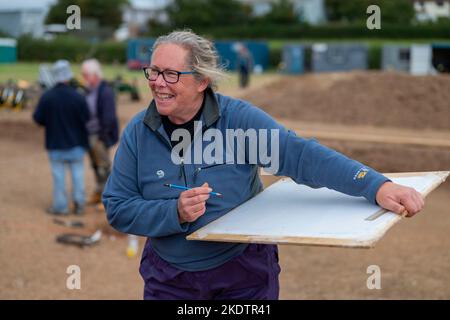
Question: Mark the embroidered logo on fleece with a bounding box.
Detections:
[353,167,369,180]
[156,170,165,179]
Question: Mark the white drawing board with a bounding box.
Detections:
[187,171,449,248]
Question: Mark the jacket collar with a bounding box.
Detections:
[143,86,220,131]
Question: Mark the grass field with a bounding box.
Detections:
[0,63,152,101]
[0,62,281,100]
[0,62,141,83]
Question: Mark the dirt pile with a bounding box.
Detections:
[242,71,450,131]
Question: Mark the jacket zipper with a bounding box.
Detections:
[193,163,229,183]
[154,130,188,187]
[179,158,188,187]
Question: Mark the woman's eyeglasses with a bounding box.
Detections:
[143,67,195,84]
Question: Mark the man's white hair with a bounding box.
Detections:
[81,58,103,78]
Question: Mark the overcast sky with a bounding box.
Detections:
[0,0,169,11]
[0,0,56,10]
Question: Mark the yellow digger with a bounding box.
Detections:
[0,79,38,111]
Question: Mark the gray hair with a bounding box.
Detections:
[152,30,226,90]
[81,58,103,78]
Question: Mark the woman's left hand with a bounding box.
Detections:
[375,181,425,217]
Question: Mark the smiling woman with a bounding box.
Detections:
[148,43,207,124]
[102,29,425,301]
[145,31,226,125]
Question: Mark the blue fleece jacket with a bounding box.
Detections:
[103,88,389,271]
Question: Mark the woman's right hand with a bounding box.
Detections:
[177,182,211,224]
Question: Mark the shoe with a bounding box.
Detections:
[74,203,85,216]
[87,191,102,205]
[46,207,69,216]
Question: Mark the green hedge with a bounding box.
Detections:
[269,47,282,69]
[94,41,127,63]
[149,23,450,40]
[368,44,382,70]
[17,35,126,63]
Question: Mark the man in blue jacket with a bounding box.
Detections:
[103,31,425,300]
[33,60,90,215]
[81,59,119,206]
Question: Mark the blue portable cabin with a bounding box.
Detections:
[127,39,155,70]
[127,39,269,72]
[311,43,368,73]
[214,41,269,71]
[282,44,305,74]
[381,45,411,72]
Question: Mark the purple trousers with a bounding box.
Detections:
[139,243,281,300]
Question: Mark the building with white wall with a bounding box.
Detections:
[414,0,450,22]
[0,0,55,38]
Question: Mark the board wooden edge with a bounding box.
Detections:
[186,171,450,247]
[186,232,377,249]
[383,170,450,179]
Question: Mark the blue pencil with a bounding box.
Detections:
[164,183,223,197]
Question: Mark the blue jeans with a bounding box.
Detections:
[48,147,86,213]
